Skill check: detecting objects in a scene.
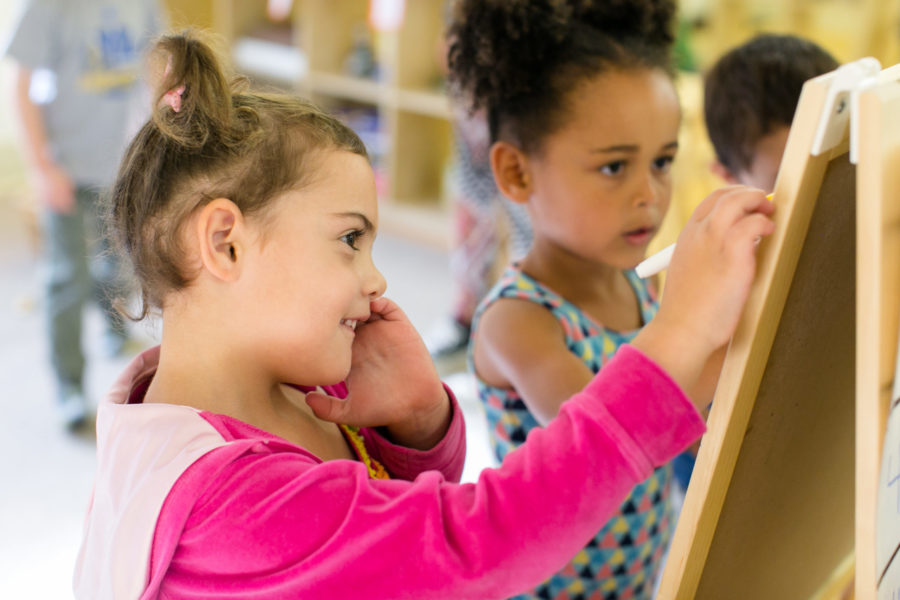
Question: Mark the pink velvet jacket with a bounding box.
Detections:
[74,344,704,599]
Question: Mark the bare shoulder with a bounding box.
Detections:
[471,297,566,388]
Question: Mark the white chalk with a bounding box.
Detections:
[635,243,675,279]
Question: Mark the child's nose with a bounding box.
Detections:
[365,261,387,299]
[633,172,660,207]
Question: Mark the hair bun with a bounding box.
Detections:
[447,0,676,128]
[573,0,676,46]
[151,31,235,149]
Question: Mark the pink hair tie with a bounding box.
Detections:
[162,84,186,113]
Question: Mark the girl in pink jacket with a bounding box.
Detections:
[74,31,775,600]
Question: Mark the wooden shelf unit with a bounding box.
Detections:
[211,0,453,250]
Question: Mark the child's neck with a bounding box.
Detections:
[144,311,269,411]
[520,239,642,331]
[142,309,354,461]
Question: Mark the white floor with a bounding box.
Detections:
[0,211,496,598]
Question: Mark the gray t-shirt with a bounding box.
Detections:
[3,0,162,186]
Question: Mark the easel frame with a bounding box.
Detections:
[657,64,900,600]
[858,75,900,599]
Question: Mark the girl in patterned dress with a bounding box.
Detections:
[448,1,725,598]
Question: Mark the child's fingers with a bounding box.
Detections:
[304,391,350,424]
[691,186,771,231]
[729,213,775,250]
[690,185,749,222]
[726,213,776,257]
[366,296,409,323]
[705,189,772,239]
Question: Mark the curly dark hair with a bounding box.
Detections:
[446,0,677,152]
[704,34,839,174]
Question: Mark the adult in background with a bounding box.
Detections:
[4,0,164,429]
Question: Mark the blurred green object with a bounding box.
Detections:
[674,18,698,72]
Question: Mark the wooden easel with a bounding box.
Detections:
[655,61,900,600]
[861,65,900,599]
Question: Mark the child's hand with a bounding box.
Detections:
[305,297,451,450]
[634,186,774,397]
[33,163,75,214]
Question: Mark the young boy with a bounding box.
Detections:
[704,33,839,193]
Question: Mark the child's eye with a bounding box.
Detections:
[340,230,363,250]
[653,155,675,173]
[599,161,626,176]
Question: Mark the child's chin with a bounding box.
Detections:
[323,363,352,385]
[288,363,351,388]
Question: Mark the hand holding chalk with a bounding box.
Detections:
[635,193,773,279]
[645,187,775,356]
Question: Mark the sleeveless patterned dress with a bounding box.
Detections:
[470,264,672,600]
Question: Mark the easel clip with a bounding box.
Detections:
[810,57,881,163]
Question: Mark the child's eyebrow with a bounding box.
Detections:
[591,141,679,154]
[334,211,375,232]
[591,144,639,154]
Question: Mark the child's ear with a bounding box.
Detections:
[710,160,740,185]
[490,141,532,204]
[195,198,245,282]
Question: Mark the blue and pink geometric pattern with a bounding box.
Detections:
[471,264,671,600]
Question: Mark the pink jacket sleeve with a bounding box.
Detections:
[291,382,466,482]
[150,344,704,600]
[359,383,466,482]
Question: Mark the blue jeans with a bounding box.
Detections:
[41,186,127,399]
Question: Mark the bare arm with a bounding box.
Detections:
[689,346,725,415]
[654,274,724,412]
[472,298,594,426]
[471,278,725,425]
[12,64,74,213]
[474,185,774,424]
[633,186,776,394]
